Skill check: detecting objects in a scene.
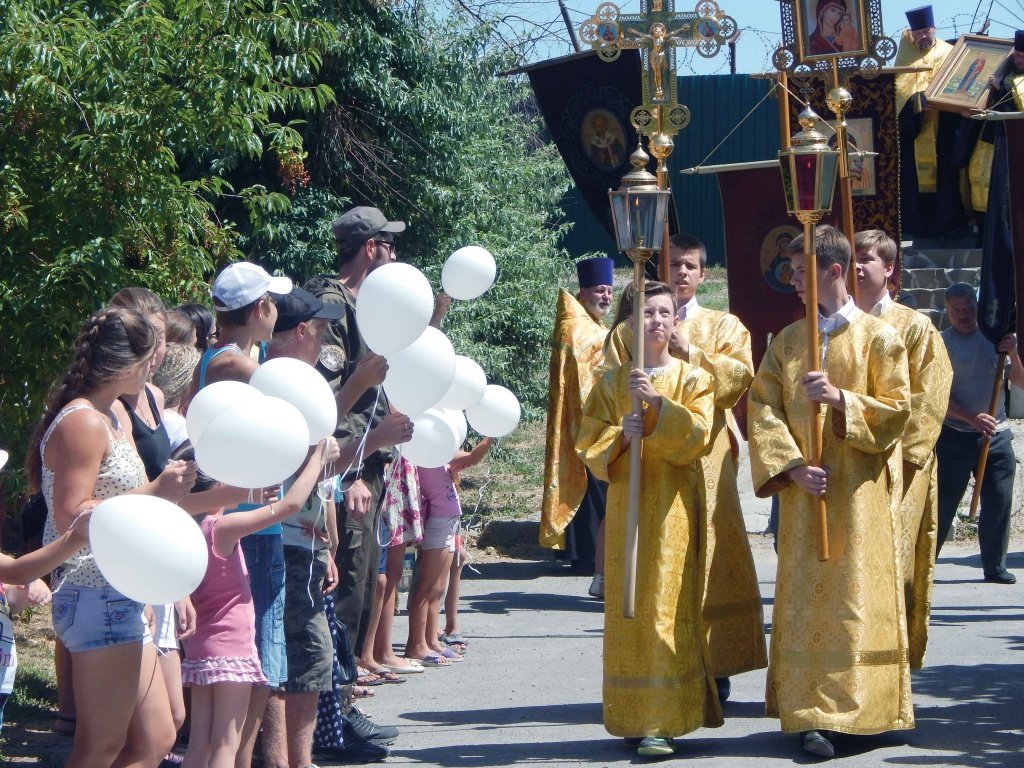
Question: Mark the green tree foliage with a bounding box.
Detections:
[247,1,573,415]
[0,0,335,481]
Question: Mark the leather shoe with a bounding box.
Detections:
[344,709,399,745]
[715,677,731,703]
[984,570,1016,584]
[801,730,835,758]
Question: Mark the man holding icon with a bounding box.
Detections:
[305,205,414,745]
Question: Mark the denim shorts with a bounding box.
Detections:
[50,585,146,654]
[241,533,288,688]
[421,515,458,552]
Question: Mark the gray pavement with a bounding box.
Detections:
[343,541,1023,767]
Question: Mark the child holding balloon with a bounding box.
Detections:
[181,436,339,768]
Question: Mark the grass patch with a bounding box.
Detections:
[459,420,546,527]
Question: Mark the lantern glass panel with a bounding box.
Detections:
[609,190,632,252]
[817,153,839,210]
[795,154,818,212]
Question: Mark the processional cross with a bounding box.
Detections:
[579,1,738,137]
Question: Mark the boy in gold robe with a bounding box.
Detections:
[854,229,952,668]
[577,282,722,757]
[748,225,913,758]
[604,234,767,703]
[539,257,614,589]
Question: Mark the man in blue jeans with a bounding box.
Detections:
[935,283,1023,584]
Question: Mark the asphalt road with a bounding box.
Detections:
[344,540,1023,767]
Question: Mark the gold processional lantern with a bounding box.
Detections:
[778,106,840,223]
[607,142,672,619]
[777,105,840,563]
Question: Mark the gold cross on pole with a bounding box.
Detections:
[579,1,738,136]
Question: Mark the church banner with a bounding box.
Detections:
[798,72,903,247]
[524,50,643,239]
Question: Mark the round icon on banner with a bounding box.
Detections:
[760,225,801,294]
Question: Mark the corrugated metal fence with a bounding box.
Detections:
[559,74,782,267]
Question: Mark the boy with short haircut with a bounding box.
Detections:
[604,234,766,703]
[853,229,952,667]
[748,225,912,758]
[578,281,721,758]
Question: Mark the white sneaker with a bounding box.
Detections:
[588,574,605,599]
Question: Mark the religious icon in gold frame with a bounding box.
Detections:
[774,0,894,81]
[924,34,1013,113]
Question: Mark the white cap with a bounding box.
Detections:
[211,262,293,311]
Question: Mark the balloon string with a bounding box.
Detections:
[49,515,89,596]
[333,388,381,494]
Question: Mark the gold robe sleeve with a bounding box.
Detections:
[686,311,754,410]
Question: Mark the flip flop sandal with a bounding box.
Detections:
[353,685,376,698]
[438,646,464,662]
[356,672,384,686]
[440,633,468,654]
[367,667,406,684]
[417,652,452,667]
[385,661,425,674]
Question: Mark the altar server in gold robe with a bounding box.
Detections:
[604,234,766,704]
[748,225,913,759]
[854,229,952,669]
[577,282,721,758]
[540,257,614,587]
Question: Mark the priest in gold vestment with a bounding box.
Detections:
[854,230,952,669]
[540,257,614,583]
[604,235,767,702]
[748,226,912,759]
[577,282,722,757]
[895,6,962,237]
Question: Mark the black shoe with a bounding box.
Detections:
[715,677,731,704]
[984,570,1017,584]
[344,708,399,745]
[801,730,835,758]
[313,740,390,764]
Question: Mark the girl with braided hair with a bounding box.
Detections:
[26,305,196,768]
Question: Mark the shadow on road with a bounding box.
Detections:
[885,662,1024,768]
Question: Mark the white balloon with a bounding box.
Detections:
[90,495,208,605]
[403,409,460,468]
[440,408,468,447]
[356,262,435,355]
[250,357,337,444]
[437,356,487,410]
[442,246,497,300]
[186,381,263,445]
[382,327,456,415]
[465,385,521,437]
[0,449,8,471]
[194,396,310,488]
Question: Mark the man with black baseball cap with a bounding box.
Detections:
[304,206,413,756]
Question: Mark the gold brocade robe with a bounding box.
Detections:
[877,302,952,669]
[577,360,723,738]
[895,34,953,193]
[748,313,914,735]
[605,310,767,678]
[539,290,608,549]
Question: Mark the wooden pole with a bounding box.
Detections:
[828,60,858,302]
[778,67,792,152]
[623,256,647,618]
[801,217,830,562]
[968,353,1008,522]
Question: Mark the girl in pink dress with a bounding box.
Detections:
[181,438,338,768]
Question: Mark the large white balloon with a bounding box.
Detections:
[382,327,456,415]
[437,356,487,410]
[356,262,435,355]
[250,357,337,444]
[194,396,310,488]
[465,385,521,437]
[0,449,8,472]
[90,495,208,605]
[442,246,497,300]
[186,381,263,445]
[403,409,460,468]
[440,408,468,446]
